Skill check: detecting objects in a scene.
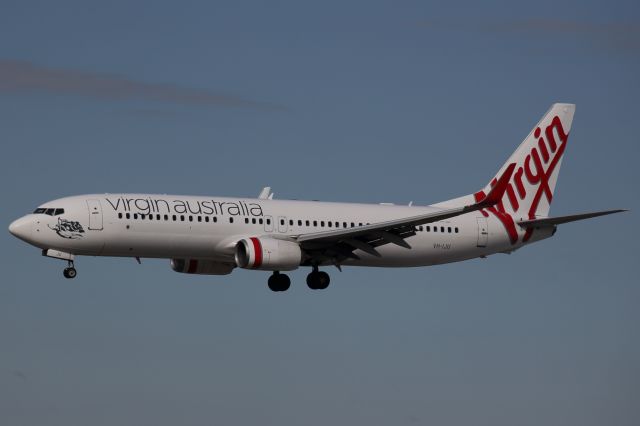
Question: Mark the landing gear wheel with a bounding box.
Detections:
[63,267,77,279]
[306,270,330,290]
[316,271,330,289]
[268,272,290,292]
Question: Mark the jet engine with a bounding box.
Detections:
[235,237,302,271]
[171,259,235,275]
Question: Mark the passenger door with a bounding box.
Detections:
[87,199,103,230]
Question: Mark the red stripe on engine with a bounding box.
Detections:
[250,237,262,268]
[187,259,198,273]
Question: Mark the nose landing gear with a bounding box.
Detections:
[63,261,77,279]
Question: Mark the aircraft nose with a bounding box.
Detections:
[8,216,33,241]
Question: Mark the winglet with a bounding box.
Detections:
[478,162,516,208]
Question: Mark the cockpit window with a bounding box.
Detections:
[33,208,65,216]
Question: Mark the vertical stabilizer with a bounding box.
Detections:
[434,103,575,244]
[480,103,575,220]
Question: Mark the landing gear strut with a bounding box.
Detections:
[268,271,291,292]
[306,266,330,290]
[63,261,77,279]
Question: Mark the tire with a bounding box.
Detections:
[268,273,290,292]
[277,274,291,292]
[63,267,77,279]
[317,271,330,289]
[268,274,280,292]
[306,272,319,290]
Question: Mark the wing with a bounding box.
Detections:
[293,163,516,265]
[517,209,628,228]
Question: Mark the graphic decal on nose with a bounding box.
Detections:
[48,218,85,239]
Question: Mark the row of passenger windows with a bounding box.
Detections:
[118,212,229,223]
[116,213,459,233]
[417,225,459,233]
[33,208,65,216]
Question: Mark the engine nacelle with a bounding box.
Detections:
[171,259,235,275]
[235,237,302,271]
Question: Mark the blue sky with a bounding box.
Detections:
[1,1,638,425]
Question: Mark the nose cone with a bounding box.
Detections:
[8,216,33,242]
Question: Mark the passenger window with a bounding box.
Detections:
[298,220,302,226]
[258,218,263,224]
[205,216,209,222]
[306,220,310,226]
[172,215,177,221]
[427,226,430,232]
[266,218,271,225]
[134,214,138,219]
[156,214,161,220]
[252,218,257,224]
[180,215,185,221]
[359,223,363,227]
[230,217,234,223]
[313,220,317,227]
[189,216,193,222]
[448,227,452,233]
[126,213,131,219]
[280,219,285,225]
[118,213,123,219]
[198,216,202,222]
[351,222,355,227]
[214,217,218,223]
[455,227,459,233]
[433,226,437,232]
[245,218,249,224]
[149,214,153,220]
[289,220,293,226]
[418,225,423,231]
[328,222,332,227]
[321,221,325,227]
[441,227,445,232]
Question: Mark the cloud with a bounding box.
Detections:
[0,60,286,111]
[419,19,640,52]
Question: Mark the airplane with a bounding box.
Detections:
[8,103,626,292]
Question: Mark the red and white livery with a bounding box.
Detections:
[8,103,626,291]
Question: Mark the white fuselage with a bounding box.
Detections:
[11,193,550,268]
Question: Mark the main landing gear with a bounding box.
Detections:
[268,271,291,292]
[266,267,331,292]
[306,266,330,290]
[63,261,77,279]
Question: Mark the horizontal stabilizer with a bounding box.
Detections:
[517,209,628,228]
